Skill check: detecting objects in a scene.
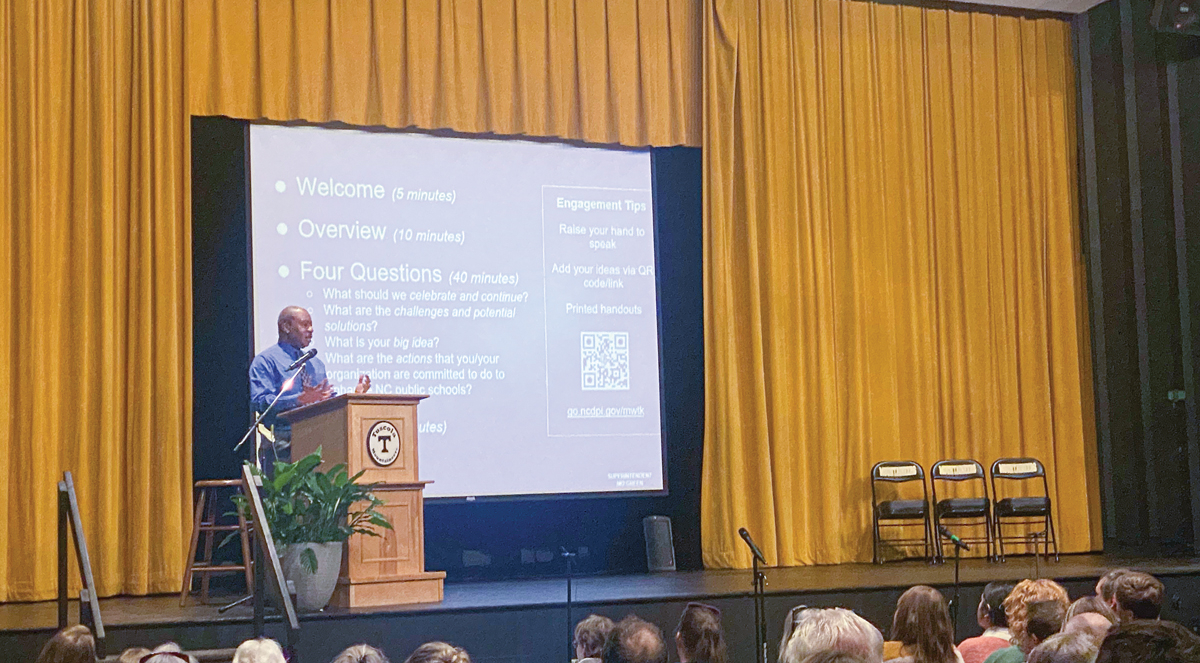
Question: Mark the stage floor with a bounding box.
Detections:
[5,553,1200,663]
[4,552,1199,632]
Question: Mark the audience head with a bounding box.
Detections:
[781,607,883,663]
[36,625,96,663]
[232,638,286,663]
[800,653,870,663]
[332,644,390,663]
[675,603,727,663]
[602,616,667,663]
[890,586,955,663]
[1004,579,1070,653]
[1027,600,1068,643]
[1095,569,1130,603]
[157,644,200,663]
[1027,633,1099,663]
[978,582,1016,629]
[1062,613,1114,645]
[1111,572,1164,621]
[1065,596,1117,625]
[403,642,470,663]
[118,648,152,663]
[576,614,617,660]
[1096,620,1200,663]
[143,642,199,663]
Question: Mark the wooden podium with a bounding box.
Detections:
[281,393,445,607]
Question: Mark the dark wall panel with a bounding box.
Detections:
[192,117,253,484]
[1076,0,1200,553]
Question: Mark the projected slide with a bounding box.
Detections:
[248,125,664,498]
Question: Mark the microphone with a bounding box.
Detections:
[939,525,970,551]
[286,348,318,372]
[738,527,767,563]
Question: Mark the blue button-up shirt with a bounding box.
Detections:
[249,342,328,436]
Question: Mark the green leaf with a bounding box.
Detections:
[248,448,393,547]
[368,514,393,530]
[300,547,319,574]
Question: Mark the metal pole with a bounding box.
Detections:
[565,551,574,663]
[57,483,69,629]
[952,546,962,641]
[753,555,766,663]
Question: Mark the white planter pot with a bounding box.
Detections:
[278,542,343,611]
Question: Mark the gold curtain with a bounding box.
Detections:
[0,1,191,600]
[701,0,1101,568]
[186,0,702,147]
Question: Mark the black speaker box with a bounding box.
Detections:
[643,515,676,572]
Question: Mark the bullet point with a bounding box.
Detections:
[277,222,288,235]
[278,265,290,278]
[275,181,287,193]
[306,291,313,297]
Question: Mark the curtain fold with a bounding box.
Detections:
[186,0,702,148]
[0,0,191,601]
[701,0,1101,568]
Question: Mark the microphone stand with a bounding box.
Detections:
[739,529,768,663]
[951,542,961,640]
[562,548,577,663]
[234,351,317,471]
[233,365,308,458]
[220,356,313,614]
[938,527,967,641]
[753,553,766,663]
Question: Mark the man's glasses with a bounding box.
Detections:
[787,604,812,637]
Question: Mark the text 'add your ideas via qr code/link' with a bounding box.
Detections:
[581,332,630,391]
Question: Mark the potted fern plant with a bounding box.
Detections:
[236,448,393,611]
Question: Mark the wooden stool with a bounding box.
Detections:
[180,479,254,606]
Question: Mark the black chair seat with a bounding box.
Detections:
[995,496,1050,517]
[936,497,988,518]
[877,499,928,519]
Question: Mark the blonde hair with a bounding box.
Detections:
[1004,580,1070,653]
[144,642,197,663]
[783,608,884,663]
[575,614,616,659]
[36,625,96,663]
[232,638,287,663]
[118,648,152,663]
[403,642,470,663]
[332,645,390,663]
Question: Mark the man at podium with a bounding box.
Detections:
[249,305,371,466]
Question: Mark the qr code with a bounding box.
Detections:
[581,332,630,391]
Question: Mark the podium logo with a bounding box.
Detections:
[367,420,401,467]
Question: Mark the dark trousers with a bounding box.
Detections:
[256,432,291,476]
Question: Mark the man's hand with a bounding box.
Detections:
[298,379,333,405]
[355,374,372,394]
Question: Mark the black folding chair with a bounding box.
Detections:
[871,461,934,564]
[991,457,1058,562]
[931,459,994,562]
